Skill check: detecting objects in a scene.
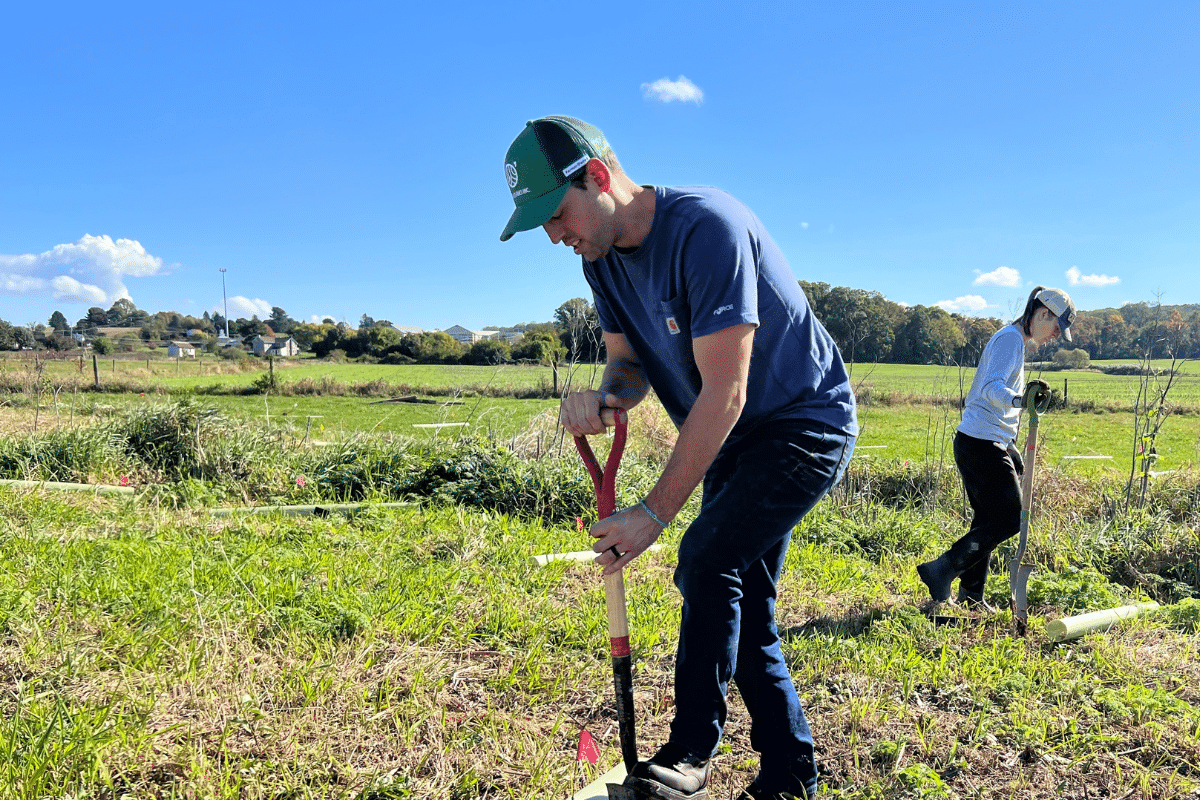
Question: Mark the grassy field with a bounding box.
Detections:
[1,358,1198,798]
[5,355,1197,471]
[2,473,1198,799]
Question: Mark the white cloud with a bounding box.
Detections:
[936,295,989,313]
[973,266,1021,287]
[0,273,46,293]
[641,75,704,104]
[308,314,337,324]
[0,234,164,307]
[51,276,108,304]
[800,222,809,229]
[223,296,274,320]
[1066,266,1120,287]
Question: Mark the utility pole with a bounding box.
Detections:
[219,268,230,339]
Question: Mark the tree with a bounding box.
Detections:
[290,322,331,352]
[928,312,966,364]
[12,327,35,350]
[86,306,108,327]
[90,336,114,355]
[957,316,1001,366]
[107,298,138,326]
[513,330,566,364]
[41,331,75,351]
[398,331,463,364]
[0,320,16,350]
[1098,313,1132,359]
[463,339,511,365]
[555,298,603,362]
[49,310,70,332]
[270,306,296,334]
[359,314,375,330]
[816,286,899,363]
[1052,348,1091,369]
[361,323,403,357]
[234,316,269,337]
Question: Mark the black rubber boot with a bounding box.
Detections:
[625,742,711,800]
[916,554,959,602]
[956,588,997,612]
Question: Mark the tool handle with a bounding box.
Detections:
[573,409,637,770]
[1011,384,1043,633]
[1023,379,1051,415]
[605,571,637,771]
[572,409,628,520]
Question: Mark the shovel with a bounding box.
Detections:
[1010,380,1051,636]
[571,408,643,800]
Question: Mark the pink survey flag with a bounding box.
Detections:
[576,729,600,764]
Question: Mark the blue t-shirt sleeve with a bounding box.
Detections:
[679,208,760,339]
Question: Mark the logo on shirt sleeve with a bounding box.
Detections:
[714,304,734,316]
[666,316,681,335]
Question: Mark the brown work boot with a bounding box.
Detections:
[625,742,710,799]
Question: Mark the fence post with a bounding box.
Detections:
[1063,378,1068,405]
[93,355,99,389]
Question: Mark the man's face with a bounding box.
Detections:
[542,175,618,262]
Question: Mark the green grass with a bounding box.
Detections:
[1,359,1199,797]
[0,483,1197,799]
[856,403,1200,474]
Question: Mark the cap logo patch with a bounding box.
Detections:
[562,155,589,177]
[505,162,519,189]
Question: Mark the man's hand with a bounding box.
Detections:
[590,504,665,576]
[560,389,621,437]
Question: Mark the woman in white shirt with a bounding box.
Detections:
[917,286,1076,607]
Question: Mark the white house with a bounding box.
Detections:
[249,335,275,356]
[167,341,196,359]
[265,337,301,357]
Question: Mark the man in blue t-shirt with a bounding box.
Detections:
[500,116,857,800]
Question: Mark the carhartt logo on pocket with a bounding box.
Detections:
[666,316,681,335]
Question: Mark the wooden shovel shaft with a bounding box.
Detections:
[574,409,638,773]
[1011,382,1044,630]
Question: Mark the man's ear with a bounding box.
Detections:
[586,158,611,193]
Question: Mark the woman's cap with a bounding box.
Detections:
[1036,287,1077,342]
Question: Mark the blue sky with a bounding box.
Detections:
[2,1,1197,332]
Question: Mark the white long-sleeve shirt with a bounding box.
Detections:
[957,324,1026,444]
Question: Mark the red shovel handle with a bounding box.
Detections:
[572,408,628,520]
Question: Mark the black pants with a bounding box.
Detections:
[946,431,1024,595]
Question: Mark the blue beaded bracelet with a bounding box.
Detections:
[639,498,668,529]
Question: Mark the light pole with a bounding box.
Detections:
[219,268,229,339]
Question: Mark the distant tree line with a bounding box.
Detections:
[4,289,1198,366]
[800,282,1200,366]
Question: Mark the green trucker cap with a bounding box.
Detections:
[500,116,610,242]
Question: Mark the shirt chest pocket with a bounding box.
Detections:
[655,295,692,342]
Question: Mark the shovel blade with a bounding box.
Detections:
[572,764,628,800]
[1010,562,1035,616]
